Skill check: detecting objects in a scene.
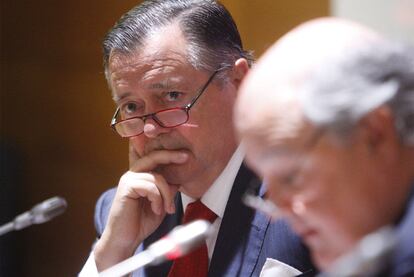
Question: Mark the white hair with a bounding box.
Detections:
[300,40,414,145]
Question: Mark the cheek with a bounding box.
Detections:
[300,198,359,267]
[306,175,349,225]
[174,123,203,150]
[201,89,236,126]
[301,167,365,250]
[186,100,237,149]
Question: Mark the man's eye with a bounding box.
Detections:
[121,102,138,115]
[279,168,301,187]
[281,173,297,186]
[165,91,183,102]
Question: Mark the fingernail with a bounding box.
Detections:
[175,153,188,162]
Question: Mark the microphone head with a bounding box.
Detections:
[31,196,68,224]
[148,220,212,264]
[167,219,212,259]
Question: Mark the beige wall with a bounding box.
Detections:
[332,0,414,44]
[0,1,328,275]
[225,0,330,56]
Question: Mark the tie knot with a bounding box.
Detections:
[182,200,217,224]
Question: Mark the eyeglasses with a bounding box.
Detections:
[242,128,325,220]
[110,68,226,138]
[273,127,325,188]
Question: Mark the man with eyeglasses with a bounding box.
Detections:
[235,18,414,276]
[79,1,316,276]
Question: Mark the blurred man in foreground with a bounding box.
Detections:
[236,18,414,276]
[79,0,316,276]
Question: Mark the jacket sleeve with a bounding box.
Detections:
[94,188,116,237]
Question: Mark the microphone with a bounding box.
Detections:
[99,219,212,277]
[0,196,68,236]
[242,191,279,220]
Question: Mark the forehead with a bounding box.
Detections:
[238,86,310,148]
[108,23,193,87]
[245,120,315,154]
[236,42,318,162]
[242,109,318,173]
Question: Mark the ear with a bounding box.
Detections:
[231,58,250,89]
[359,106,400,160]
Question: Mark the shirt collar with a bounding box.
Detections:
[181,144,244,218]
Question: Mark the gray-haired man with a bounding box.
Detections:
[236,17,414,276]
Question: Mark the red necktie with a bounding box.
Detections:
[167,200,217,277]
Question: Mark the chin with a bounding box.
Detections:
[311,240,352,272]
[312,251,338,271]
[155,164,189,185]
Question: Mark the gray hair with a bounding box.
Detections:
[102,0,252,80]
[301,40,414,145]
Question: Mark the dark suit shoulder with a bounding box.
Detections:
[390,187,414,277]
[94,188,116,237]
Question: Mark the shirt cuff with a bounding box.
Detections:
[78,251,98,277]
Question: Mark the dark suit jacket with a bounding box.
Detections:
[94,165,316,276]
[387,184,414,277]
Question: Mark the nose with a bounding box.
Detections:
[142,118,171,138]
[273,192,307,218]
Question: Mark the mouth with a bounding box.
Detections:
[144,140,190,156]
[148,146,188,153]
[300,229,318,242]
[290,221,319,243]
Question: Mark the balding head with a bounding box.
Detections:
[236,17,383,144]
[262,17,381,80]
[235,17,414,271]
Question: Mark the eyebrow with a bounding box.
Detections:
[112,81,177,103]
[112,92,131,103]
[112,75,188,103]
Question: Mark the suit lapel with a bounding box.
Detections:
[208,164,270,277]
[141,166,270,277]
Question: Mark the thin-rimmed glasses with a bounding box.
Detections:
[242,128,325,220]
[110,68,226,138]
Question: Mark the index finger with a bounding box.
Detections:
[129,149,189,172]
[129,142,140,168]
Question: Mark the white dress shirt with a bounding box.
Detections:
[79,145,244,276]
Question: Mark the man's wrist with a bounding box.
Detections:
[93,236,137,272]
